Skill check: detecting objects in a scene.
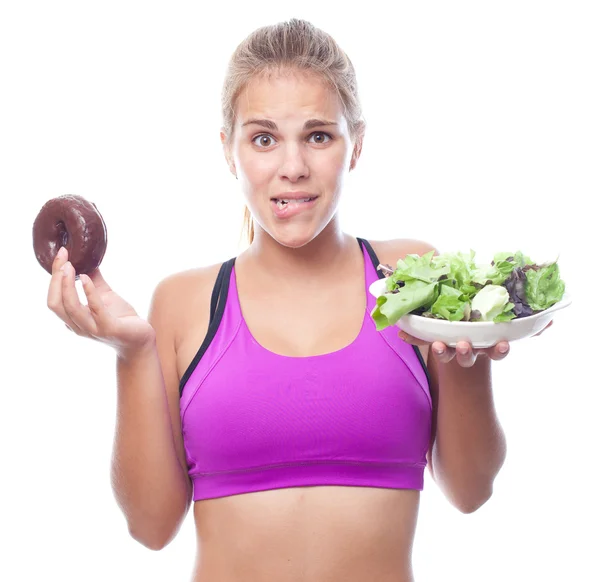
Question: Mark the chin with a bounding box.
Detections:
[273,230,315,249]
[264,222,320,249]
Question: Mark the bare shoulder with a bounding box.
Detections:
[153,262,224,300]
[148,261,225,348]
[369,238,439,267]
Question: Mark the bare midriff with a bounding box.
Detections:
[189,485,420,582]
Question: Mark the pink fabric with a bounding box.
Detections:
[180,240,432,501]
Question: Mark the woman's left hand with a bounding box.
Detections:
[398,321,554,368]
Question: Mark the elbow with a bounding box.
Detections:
[121,483,192,551]
[444,449,506,515]
[455,485,493,514]
[126,503,190,551]
[128,522,177,551]
[433,464,498,514]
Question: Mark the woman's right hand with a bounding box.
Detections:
[47,247,156,359]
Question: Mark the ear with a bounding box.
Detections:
[349,121,365,171]
[220,129,237,177]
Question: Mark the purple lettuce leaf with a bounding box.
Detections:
[502,266,537,318]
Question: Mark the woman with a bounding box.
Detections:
[47,18,547,582]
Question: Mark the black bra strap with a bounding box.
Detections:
[179,257,236,397]
[357,237,385,280]
[209,260,227,324]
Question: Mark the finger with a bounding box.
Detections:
[486,341,510,360]
[86,267,112,295]
[455,341,477,367]
[79,274,111,333]
[47,247,70,318]
[61,261,96,334]
[432,341,455,364]
[51,246,68,274]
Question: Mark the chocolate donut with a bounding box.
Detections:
[33,194,107,275]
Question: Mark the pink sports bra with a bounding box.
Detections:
[179,237,432,501]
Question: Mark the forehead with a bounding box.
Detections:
[236,71,345,125]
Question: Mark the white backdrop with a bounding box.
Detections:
[1,1,598,580]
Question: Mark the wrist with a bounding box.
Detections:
[116,334,157,364]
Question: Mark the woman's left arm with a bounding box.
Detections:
[417,339,508,514]
[377,238,550,514]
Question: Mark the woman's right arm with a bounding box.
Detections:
[48,248,193,550]
[111,275,193,550]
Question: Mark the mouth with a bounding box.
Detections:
[271,196,317,208]
[270,195,319,218]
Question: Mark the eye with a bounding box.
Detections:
[308,132,332,144]
[252,134,275,148]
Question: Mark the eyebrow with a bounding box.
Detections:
[241,118,338,131]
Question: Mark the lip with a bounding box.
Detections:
[270,196,318,219]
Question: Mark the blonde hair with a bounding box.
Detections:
[221,18,366,246]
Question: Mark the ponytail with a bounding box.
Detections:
[242,205,254,246]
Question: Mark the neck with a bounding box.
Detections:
[245,217,356,280]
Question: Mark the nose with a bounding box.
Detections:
[277,143,309,181]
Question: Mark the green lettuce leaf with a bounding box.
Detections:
[493,301,517,322]
[525,263,565,311]
[385,250,449,291]
[430,285,469,321]
[494,251,534,267]
[435,250,476,288]
[470,251,533,287]
[371,280,439,331]
[470,284,512,321]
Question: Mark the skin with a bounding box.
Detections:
[48,68,552,582]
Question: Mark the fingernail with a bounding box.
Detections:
[457,346,468,355]
[434,347,444,355]
[499,344,509,353]
[60,261,70,275]
[56,247,67,261]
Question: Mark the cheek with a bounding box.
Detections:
[318,158,345,180]
[237,153,275,187]
[325,152,352,185]
[248,159,274,180]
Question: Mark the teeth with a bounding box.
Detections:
[275,197,313,209]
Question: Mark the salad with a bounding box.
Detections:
[371,250,566,332]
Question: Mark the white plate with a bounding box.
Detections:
[368,278,572,348]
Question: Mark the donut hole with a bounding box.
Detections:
[56,221,69,247]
